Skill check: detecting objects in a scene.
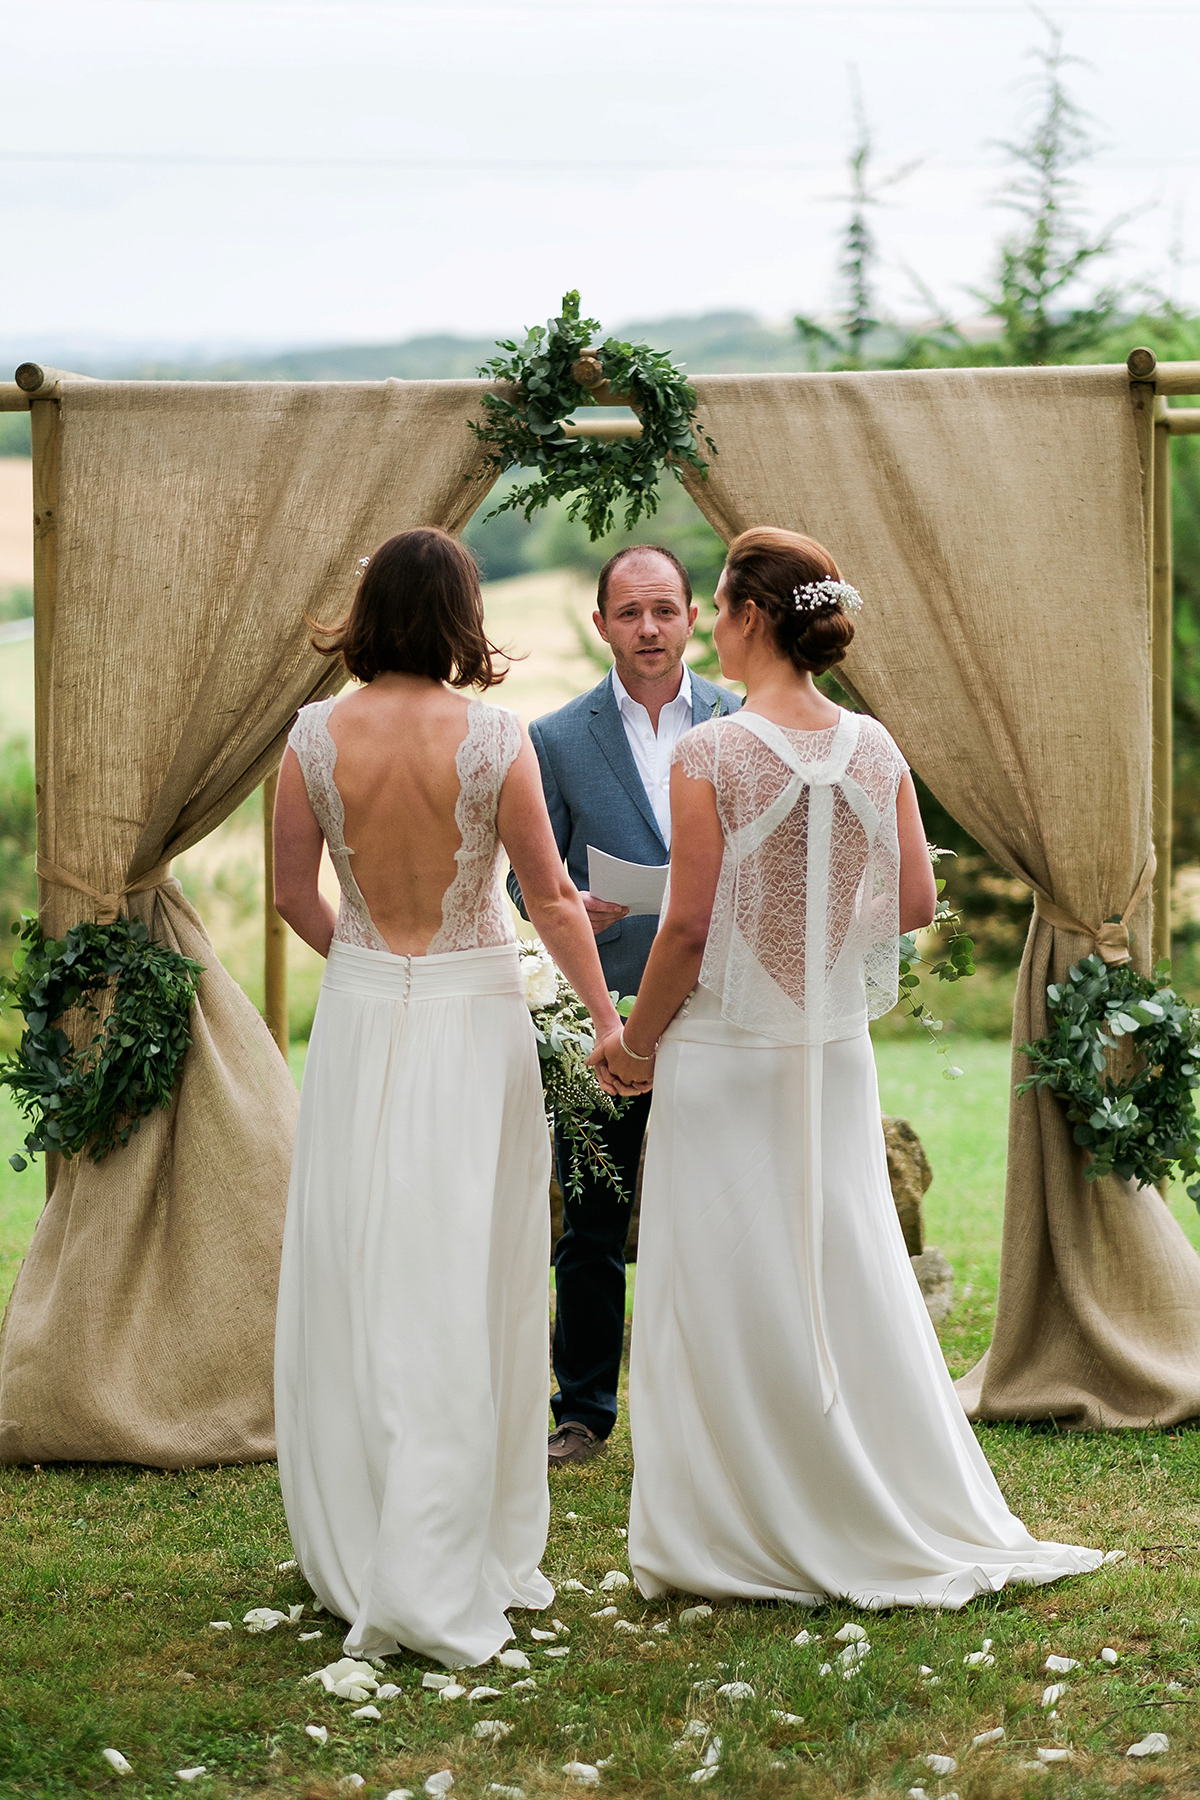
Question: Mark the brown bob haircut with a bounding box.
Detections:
[313,527,506,689]
[596,543,693,615]
[723,526,855,675]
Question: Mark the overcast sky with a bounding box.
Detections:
[4,0,1200,357]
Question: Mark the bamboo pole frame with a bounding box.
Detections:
[1152,407,1174,968]
[261,768,289,1056]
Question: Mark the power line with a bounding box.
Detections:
[2,149,1197,171]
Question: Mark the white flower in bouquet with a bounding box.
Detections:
[521,952,560,1011]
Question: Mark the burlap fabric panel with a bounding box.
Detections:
[683,364,1200,1428]
[0,378,500,1466]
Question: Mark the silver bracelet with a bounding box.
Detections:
[619,1028,655,1063]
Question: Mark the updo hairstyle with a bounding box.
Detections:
[723,526,855,675]
[313,526,506,689]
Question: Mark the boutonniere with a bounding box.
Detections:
[709,699,722,720]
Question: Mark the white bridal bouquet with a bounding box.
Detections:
[518,938,632,1201]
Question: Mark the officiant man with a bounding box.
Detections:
[507,544,740,1466]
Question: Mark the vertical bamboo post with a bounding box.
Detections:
[1127,353,1158,964]
[30,396,60,1199]
[1152,409,1173,969]
[262,768,289,1057]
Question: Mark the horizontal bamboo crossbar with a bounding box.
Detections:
[1165,409,1200,435]
[561,417,643,441]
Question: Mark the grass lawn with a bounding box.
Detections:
[4,1045,1200,1797]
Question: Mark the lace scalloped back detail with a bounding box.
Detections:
[287,696,521,956]
[672,709,907,1045]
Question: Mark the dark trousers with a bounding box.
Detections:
[551,1090,652,1441]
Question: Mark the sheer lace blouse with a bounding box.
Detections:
[673,708,908,1044]
[287,695,521,955]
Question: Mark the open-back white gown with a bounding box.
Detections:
[629,709,1101,1608]
[275,695,553,1668]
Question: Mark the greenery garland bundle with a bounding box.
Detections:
[1017,953,1200,1203]
[0,914,203,1171]
[470,289,716,541]
[895,848,977,1080]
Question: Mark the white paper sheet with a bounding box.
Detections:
[586,846,669,916]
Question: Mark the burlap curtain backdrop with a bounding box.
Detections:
[684,365,1200,1428]
[0,379,500,1466]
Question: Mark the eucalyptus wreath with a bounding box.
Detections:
[1017,953,1200,1202]
[470,289,716,541]
[1,914,204,1170]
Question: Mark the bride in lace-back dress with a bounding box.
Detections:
[272,530,626,1668]
[600,527,1101,1610]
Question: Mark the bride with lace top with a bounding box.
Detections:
[598,526,1101,1610]
[272,528,632,1668]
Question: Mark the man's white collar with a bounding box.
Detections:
[610,662,693,714]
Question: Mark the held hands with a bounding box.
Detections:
[589,1028,655,1097]
[581,892,630,937]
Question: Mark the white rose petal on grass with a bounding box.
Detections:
[308,1658,379,1696]
[716,1681,755,1700]
[1099,1647,1119,1665]
[438,1683,467,1700]
[688,1769,720,1786]
[376,1683,401,1700]
[468,1686,503,1702]
[474,1720,513,1742]
[175,1769,208,1782]
[351,1704,382,1721]
[818,1662,833,1677]
[1041,1683,1067,1709]
[1043,1655,1079,1673]
[560,1580,593,1594]
[385,1791,414,1800]
[510,1677,537,1692]
[839,1641,870,1666]
[612,1620,642,1634]
[208,1621,232,1632]
[544,1646,570,1658]
[673,1722,710,1750]
[304,1725,328,1744]
[791,1629,818,1646]
[299,1630,323,1642]
[562,1764,601,1788]
[489,1788,525,1798]
[1037,1748,1072,1763]
[243,1607,290,1633]
[530,1628,557,1641]
[599,1571,630,1592]
[276,1559,299,1572]
[1127,1733,1169,1757]
[833,1623,867,1643]
[592,1607,619,1620]
[972,1727,1005,1747]
[652,1621,671,1635]
[964,1651,995,1667]
[425,1773,455,1798]
[423,1671,452,1690]
[1103,1548,1127,1565]
[679,1605,713,1625]
[908,1789,929,1800]
[102,1750,133,1776]
[497,1649,531,1671]
[772,1711,805,1725]
[923,1753,957,1775]
[702,1737,722,1767]
[552,1621,569,1633]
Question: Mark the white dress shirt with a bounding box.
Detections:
[610,662,694,848]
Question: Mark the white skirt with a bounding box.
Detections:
[628,986,1102,1608]
[275,940,554,1667]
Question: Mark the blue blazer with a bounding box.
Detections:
[507,670,741,997]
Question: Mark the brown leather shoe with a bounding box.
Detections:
[548,1421,607,1467]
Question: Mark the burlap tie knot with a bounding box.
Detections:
[1032,851,1156,967]
[36,855,175,925]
